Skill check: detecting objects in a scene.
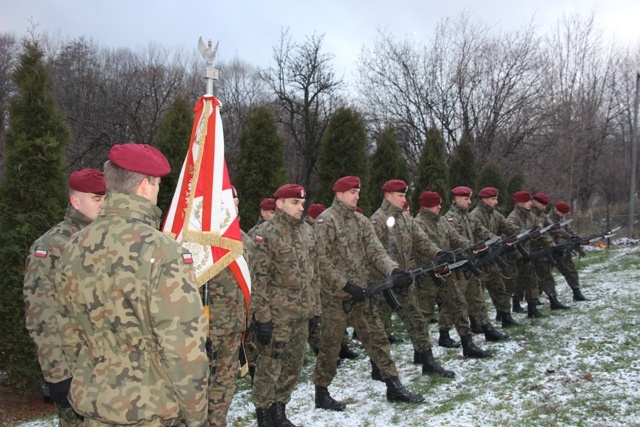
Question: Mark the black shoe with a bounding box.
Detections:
[420,349,455,378]
[500,311,520,328]
[339,345,359,360]
[512,298,525,313]
[495,311,503,322]
[385,377,425,403]
[535,299,544,306]
[549,295,571,310]
[460,334,493,358]
[527,302,545,318]
[315,385,346,412]
[572,288,590,301]
[469,316,483,334]
[371,360,383,382]
[256,407,274,427]
[269,402,298,427]
[482,323,509,341]
[388,333,404,344]
[438,330,461,348]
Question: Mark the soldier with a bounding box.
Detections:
[414,191,492,358]
[442,186,509,342]
[24,169,106,427]
[549,201,590,301]
[306,203,326,226]
[248,198,276,236]
[469,187,521,327]
[57,144,208,426]
[369,180,454,378]
[531,193,571,310]
[313,176,424,411]
[251,184,321,427]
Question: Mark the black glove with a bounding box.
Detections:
[390,268,413,288]
[435,251,455,264]
[206,337,214,360]
[308,316,321,335]
[46,378,72,408]
[255,320,273,345]
[343,281,366,302]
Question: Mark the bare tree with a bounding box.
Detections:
[0,33,18,178]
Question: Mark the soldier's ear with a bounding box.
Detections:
[70,194,81,210]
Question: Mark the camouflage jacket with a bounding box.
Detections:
[506,205,553,254]
[314,197,398,298]
[369,199,441,280]
[23,204,92,383]
[247,216,266,238]
[57,192,208,426]
[414,209,469,263]
[548,210,575,242]
[445,202,493,244]
[470,201,521,237]
[209,230,253,336]
[530,205,555,250]
[250,209,320,324]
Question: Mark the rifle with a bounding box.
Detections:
[450,236,503,277]
[529,226,621,262]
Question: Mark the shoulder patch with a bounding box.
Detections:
[446,217,454,223]
[254,235,264,243]
[182,252,194,264]
[316,218,324,224]
[371,220,377,225]
[34,249,48,258]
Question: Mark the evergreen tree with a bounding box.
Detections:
[316,107,370,213]
[478,163,508,211]
[506,171,526,214]
[368,125,411,210]
[412,127,449,211]
[234,105,287,231]
[449,133,477,190]
[154,95,193,222]
[0,40,70,390]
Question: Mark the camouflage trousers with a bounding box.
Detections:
[313,293,398,387]
[308,324,352,354]
[375,296,393,336]
[504,260,539,303]
[440,275,489,329]
[252,317,308,409]
[56,403,83,427]
[415,275,470,337]
[83,417,183,426]
[481,268,511,313]
[554,253,580,289]
[534,259,558,298]
[208,332,242,427]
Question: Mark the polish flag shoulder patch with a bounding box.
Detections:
[316,218,324,225]
[371,220,377,225]
[182,252,193,264]
[446,217,454,223]
[254,235,264,243]
[34,249,48,258]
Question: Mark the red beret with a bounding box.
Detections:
[109,143,170,177]
[307,203,326,219]
[274,184,306,199]
[512,191,532,203]
[533,192,550,205]
[332,176,361,192]
[477,187,498,198]
[68,169,106,195]
[231,185,238,198]
[382,179,408,193]
[355,207,364,214]
[555,201,570,214]
[451,186,473,197]
[418,191,442,208]
[259,198,276,210]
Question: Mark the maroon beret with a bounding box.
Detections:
[477,187,498,198]
[355,207,364,214]
[418,191,442,208]
[259,198,276,211]
[231,185,238,198]
[512,191,532,203]
[382,179,408,193]
[451,186,473,197]
[332,176,361,192]
[68,169,106,195]
[307,203,326,220]
[533,192,550,205]
[274,184,306,199]
[109,143,170,177]
[555,201,570,214]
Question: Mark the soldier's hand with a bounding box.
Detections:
[255,320,273,345]
[343,282,366,303]
[46,378,72,408]
[435,251,455,264]
[308,316,321,335]
[390,268,413,288]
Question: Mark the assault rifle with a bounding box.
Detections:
[529,226,621,262]
[342,258,469,313]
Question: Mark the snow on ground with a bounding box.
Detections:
[17,245,640,427]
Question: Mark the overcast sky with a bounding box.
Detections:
[2,0,639,81]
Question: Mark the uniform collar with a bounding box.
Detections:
[99,191,162,229]
[274,208,303,227]
[332,197,356,217]
[381,198,403,216]
[65,204,93,229]
[420,209,440,221]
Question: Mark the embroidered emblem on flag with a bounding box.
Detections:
[183,253,194,264]
[35,249,47,258]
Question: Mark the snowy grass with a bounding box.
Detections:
[16,246,640,427]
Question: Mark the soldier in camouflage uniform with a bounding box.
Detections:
[369,180,454,378]
[57,144,208,426]
[530,193,571,310]
[24,169,106,427]
[441,186,509,342]
[248,198,276,237]
[549,201,589,301]
[250,184,321,427]
[312,176,424,411]
[469,187,521,327]
[414,191,492,358]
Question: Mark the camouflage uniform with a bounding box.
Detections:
[57,192,208,426]
[250,209,320,409]
[369,199,441,353]
[530,205,561,299]
[24,205,89,427]
[312,198,400,386]
[548,209,582,292]
[207,230,253,427]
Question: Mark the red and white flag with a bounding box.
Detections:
[162,95,251,310]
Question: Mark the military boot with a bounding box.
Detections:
[512,297,525,313]
[469,316,483,334]
[256,407,274,427]
[388,333,404,344]
[527,302,545,318]
[269,402,298,427]
[460,334,493,358]
[495,311,502,322]
[385,377,425,403]
[420,349,455,378]
[482,323,509,341]
[549,295,571,310]
[339,344,359,360]
[438,330,461,348]
[572,288,589,301]
[500,311,520,327]
[314,385,346,412]
[371,359,383,381]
